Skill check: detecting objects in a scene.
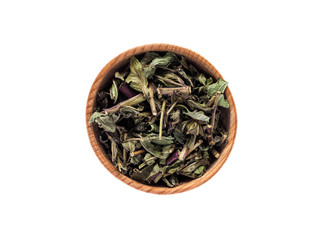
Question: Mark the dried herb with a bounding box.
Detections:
[89,51,230,188]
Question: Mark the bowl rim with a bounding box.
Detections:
[86,43,237,194]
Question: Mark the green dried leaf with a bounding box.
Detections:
[180,159,209,178]
[206,77,214,85]
[183,110,210,123]
[144,52,177,78]
[125,57,148,94]
[170,109,181,124]
[110,137,118,164]
[194,166,206,176]
[148,123,159,133]
[162,175,179,188]
[89,111,104,124]
[206,78,228,97]
[202,151,210,160]
[110,80,118,103]
[186,100,212,113]
[180,57,198,76]
[165,160,183,175]
[131,164,154,181]
[184,120,200,135]
[151,135,175,145]
[130,155,142,165]
[218,95,230,108]
[196,73,206,85]
[115,71,127,81]
[155,72,185,87]
[140,137,172,159]
[119,106,141,118]
[177,68,193,86]
[89,112,119,133]
[122,140,137,154]
[147,164,163,183]
[173,128,186,145]
[141,52,160,66]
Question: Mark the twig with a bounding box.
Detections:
[159,100,167,140]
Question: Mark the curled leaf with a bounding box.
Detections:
[194,166,206,176]
[218,94,230,108]
[89,112,120,133]
[151,135,175,145]
[119,106,141,118]
[206,78,228,97]
[110,80,119,103]
[115,71,127,81]
[173,128,186,145]
[140,137,172,160]
[131,164,154,181]
[141,52,160,67]
[162,175,179,188]
[183,110,210,123]
[125,57,148,94]
[144,52,178,78]
[196,73,206,85]
[186,100,212,113]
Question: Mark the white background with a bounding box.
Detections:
[1,0,319,239]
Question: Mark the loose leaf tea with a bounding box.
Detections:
[89,51,230,188]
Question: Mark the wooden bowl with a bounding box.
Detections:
[86,43,237,194]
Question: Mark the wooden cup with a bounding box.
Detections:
[86,43,237,194]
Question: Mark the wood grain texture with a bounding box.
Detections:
[86,43,237,194]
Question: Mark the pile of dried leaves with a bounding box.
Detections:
[89,51,229,187]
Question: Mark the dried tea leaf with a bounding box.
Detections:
[140,137,172,159]
[155,74,184,87]
[176,68,193,87]
[115,71,127,81]
[186,100,212,113]
[183,110,210,123]
[151,135,175,145]
[206,77,214,85]
[218,94,230,108]
[165,160,183,175]
[110,80,119,103]
[184,120,200,135]
[89,112,119,133]
[206,78,228,97]
[173,128,186,145]
[109,137,118,164]
[130,155,142,165]
[141,52,160,66]
[163,175,179,187]
[122,140,137,154]
[119,106,141,118]
[89,111,104,124]
[180,159,209,178]
[148,123,159,133]
[125,56,148,94]
[97,91,109,109]
[131,164,154,181]
[139,153,157,169]
[196,73,207,85]
[144,52,178,78]
[170,109,181,124]
[147,164,163,183]
[194,166,206,176]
